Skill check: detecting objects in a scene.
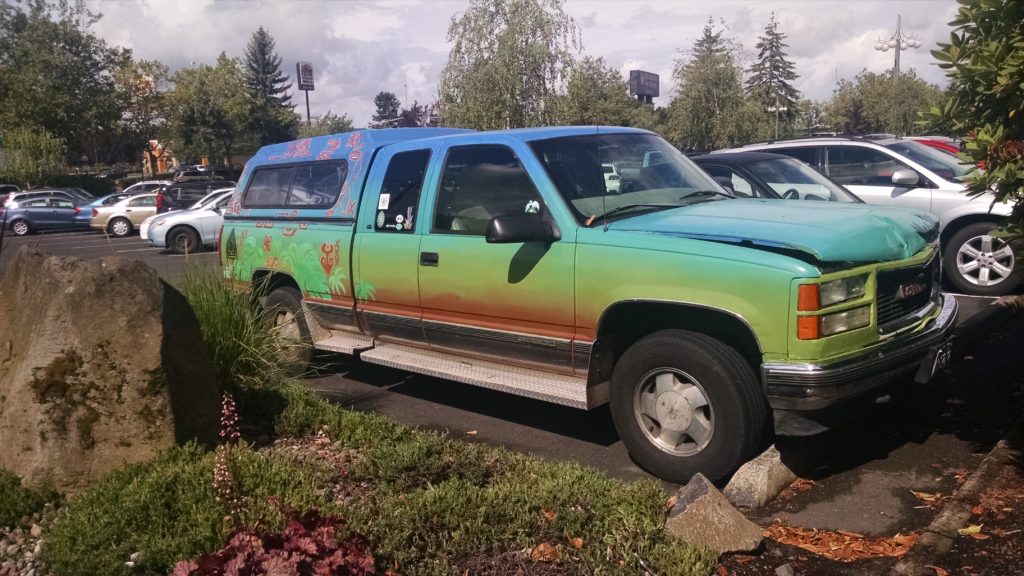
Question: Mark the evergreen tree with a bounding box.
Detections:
[692,18,727,60]
[243,27,297,145]
[745,13,800,123]
[370,91,401,127]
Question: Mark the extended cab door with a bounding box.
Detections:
[417,142,576,373]
[353,144,437,345]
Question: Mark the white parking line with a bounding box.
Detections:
[36,238,129,247]
[116,247,164,253]
[70,242,145,250]
[167,252,218,258]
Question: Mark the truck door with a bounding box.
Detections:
[353,146,436,345]
[418,143,576,373]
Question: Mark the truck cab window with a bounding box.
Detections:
[375,150,431,232]
[434,145,542,235]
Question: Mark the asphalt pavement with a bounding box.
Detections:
[1,229,1020,540]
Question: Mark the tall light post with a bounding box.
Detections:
[874,14,921,77]
[767,94,788,141]
[874,15,921,133]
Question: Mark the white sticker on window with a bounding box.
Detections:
[395,214,404,224]
[378,193,391,210]
[525,200,540,214]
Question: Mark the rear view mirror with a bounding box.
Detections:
[486,213,559,244]
[891,169,920,187]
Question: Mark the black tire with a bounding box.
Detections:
[943,222,1022,296]
[169,226,201,254]
[263,287,312,377]
[108,217,133,237]
[10,219,31,236]
[609,330,769,484]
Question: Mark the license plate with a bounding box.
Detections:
[914,341,954,384]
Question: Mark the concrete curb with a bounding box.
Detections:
[888,414,1022,575]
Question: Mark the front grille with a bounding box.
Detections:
[876,253,938,330]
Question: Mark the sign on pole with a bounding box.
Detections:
[296,62,315,91]
[628,70,659,103]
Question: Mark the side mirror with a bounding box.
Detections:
[891,169,920,187]
[486,213,559,244]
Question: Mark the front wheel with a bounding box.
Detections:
[108,217,132,237]
[10,219,30,236]
[263,287,312,376]
[169,226,201,254]
[943,222,1022,296]
[609,330,768,484]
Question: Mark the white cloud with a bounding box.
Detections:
[87,0,959,127]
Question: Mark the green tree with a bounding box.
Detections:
[665,20,768,152]
[439,0,580,130]
[923,0,1024,236]
[370,91,401,128]
[243,27,297,145]
[555,56,636,126]
[794,99,828,136]
[0,126,66,188]
[825,69,942,135]
[297,110,355,138]
[745,13,800,132]
[169,54,252,163]
[0,0,121,161]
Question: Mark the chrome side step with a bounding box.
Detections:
[359,341,607,409]
[303,301,374,354]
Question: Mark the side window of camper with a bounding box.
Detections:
[243,166,295,207]
[375,150,431,232]
[291,162,348,206]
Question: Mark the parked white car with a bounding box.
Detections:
[141,189,233,254]
[717,137,1019,295]
[122,180,171,195]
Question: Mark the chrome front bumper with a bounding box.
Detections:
[762,293,958,412]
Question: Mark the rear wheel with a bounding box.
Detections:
[263,286,312,376]
[10,219,30,236]
[609,330,768,484]
[169,226,201,254]
[108,217,132,237]
[944,222,1022,296]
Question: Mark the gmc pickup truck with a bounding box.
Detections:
[220,127,957,483]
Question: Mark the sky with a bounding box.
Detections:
[87,0,960,126]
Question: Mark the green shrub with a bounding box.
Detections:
[0,470,57,528]
[42,443,337,576]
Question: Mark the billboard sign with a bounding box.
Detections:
[628,70,660,98]
[296,61,315,91]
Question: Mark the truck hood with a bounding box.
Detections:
[609,199,938,263]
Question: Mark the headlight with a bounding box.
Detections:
[820,306,871,336]
[819,275,868,307]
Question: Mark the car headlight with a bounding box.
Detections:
[820,306,872,336]
[819,274,867,307]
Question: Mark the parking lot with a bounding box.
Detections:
[0,228,1020,540]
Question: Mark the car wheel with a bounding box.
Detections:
[263,286,312,376]
[108,217,132,237]
[10,219,30,236]
[943,222,1022,296]
[609,330,768,484]
[169,226,201,254]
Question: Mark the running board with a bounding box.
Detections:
[314,331,374,354]
[359,341,607,409]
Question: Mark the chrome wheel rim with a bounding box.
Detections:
[111,220,129,236]
[956,234,1015,287]
[633,368,714,457]
[271,309,304,363]
[12,221,28,235]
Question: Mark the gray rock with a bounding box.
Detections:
[724,445,797,509]
[775,563,795,576]
[29,524,41,539]
[129,552,142,562]
[0,247,220,494]
[664,473,764,554]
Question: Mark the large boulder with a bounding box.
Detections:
[0,247,219,493]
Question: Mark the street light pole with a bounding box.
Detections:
[874,14,921,77]
[767,94,788,141]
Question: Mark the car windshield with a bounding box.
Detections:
[883,140,972,183]
[529,133,728,224]
[745,157,862,202]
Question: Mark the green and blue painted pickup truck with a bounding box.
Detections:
[220,127,957,483]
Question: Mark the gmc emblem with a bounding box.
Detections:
[895,281,927,300]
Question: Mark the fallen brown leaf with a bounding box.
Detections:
[717,566,729,576]
[925,565,948,576]
[958,524,983,536]
[911,490,941,502]
[763,521,918,562]
[540,507,557,522]
[665,495,678,512]
[568,536,583,550]
[971,504,985,515]
[530,542,560,562]
[968,533,990,540]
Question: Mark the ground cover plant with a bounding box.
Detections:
[0,470,57,529]
[39,272,717,576]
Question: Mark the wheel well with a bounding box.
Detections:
[594,302,763,380]
[940,215,1003,251]
[167,224,199,242]
[251,270,300,302]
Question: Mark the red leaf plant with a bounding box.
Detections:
[173,498,375,576]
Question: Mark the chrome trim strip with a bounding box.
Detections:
[422,319,572,351]
[307,301,357,330]
[422,319,572,369]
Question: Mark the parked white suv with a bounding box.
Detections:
[717,137,1019,295]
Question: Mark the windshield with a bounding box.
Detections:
[189,188,235,210]
[883,140,972,183]
[746,157,862,202]
[529,133,728,224]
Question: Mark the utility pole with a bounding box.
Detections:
[768,94,788,141]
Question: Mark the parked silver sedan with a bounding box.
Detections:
[141,189,233,254]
